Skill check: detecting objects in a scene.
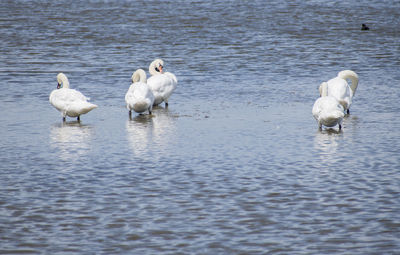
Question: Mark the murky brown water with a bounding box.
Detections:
[1,0,400,254]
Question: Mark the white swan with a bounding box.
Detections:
[147,59,177,107]
[125,69,155,116]
[49,73,97,121]
[319,70,359,114]
[313,82,345,130]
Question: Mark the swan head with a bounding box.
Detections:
[319,82,328,97]
[56,73,69,89]
[131,69,147,83]
[149,59,164,76]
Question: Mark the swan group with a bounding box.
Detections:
[313,69,359,131]
[49,73,98,121]
[50,64,360,133]
[50,59,178,121]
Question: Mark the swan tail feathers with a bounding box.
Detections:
[333,110,345,119]
[73,102,97,115]
[133,101,150,113]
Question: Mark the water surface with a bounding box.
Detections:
[1,0,400,254]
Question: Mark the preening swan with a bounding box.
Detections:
[319,70,358,114]
[49,73,97,121]
[313,82,345,130]
[147,59,177,107]
[125,69,155,116]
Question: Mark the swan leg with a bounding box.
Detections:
[77,116,80,121]
[339,124,342,130]
[63,117,66,122]
[347,109,350,114]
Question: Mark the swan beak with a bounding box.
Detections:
[57,83,61,89]
[156,65,164,73]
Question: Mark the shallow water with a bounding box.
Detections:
[1,0,400,254]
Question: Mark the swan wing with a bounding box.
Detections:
[164,72,178,84]
[147,75,168,105]
[147,73,177,104]
[162,72,177,100]
[327,77,352,110]
[125,84,136,107]
[50,88,96,117]
[125,82,155,111]
[312,97,324,120]
[147,75,169,93]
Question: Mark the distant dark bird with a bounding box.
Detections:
[361,24,369,30]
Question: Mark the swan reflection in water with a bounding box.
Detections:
[126,114,154,157]
[126,106,177,157]
[50,121,94,161]
[313,128,343,166]
[152,106,177,149]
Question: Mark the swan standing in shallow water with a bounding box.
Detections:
[49,73,97,121]
[147,59,177,107]
[125,69,155,116]
[319,70,359,114]
[313,82,345,130]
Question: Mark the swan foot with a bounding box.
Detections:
[77,116,80,121]
[165,102,169,108]
[63,117,66,122]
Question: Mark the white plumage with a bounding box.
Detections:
[125,69,154,116]
[319,70,359,114]
[49,73,97,121]
[313,82,345,130]
[147,59,177,106]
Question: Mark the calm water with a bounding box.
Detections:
[1,0,400,254]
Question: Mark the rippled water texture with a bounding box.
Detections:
[1,0,400,254]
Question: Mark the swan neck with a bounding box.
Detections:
[132,69,147,83]
[63,81,70,88]
[57,73,70,88]
[320,82,328,97]
[140,71,147,83]
[349,76,358,95]
[149,59,164,76]
[338,70,359,95]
